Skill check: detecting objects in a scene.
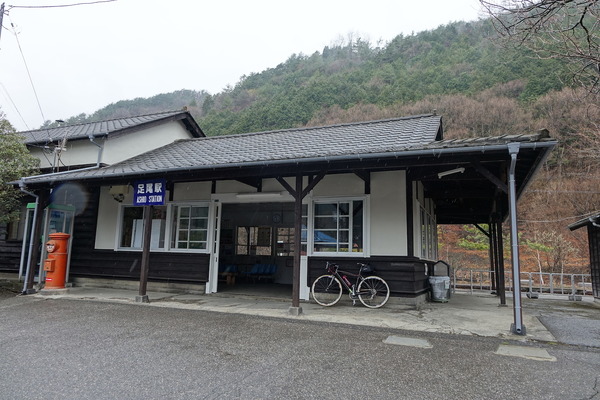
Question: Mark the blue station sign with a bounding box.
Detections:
[133,179,166,206]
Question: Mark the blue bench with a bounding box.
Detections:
[243,263,277,282]
[219,265,238,285]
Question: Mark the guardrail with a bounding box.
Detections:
[452,269,593,296]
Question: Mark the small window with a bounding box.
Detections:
[236,226,272,256]
[313,200,364,254]
[119,206,167,250]
[172,205,209,250]
[276,227,294,256]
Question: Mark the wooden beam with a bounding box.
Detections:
[291,174,303,314]
[474,223,490,238]
[137,205,153,303]
[353,170,370,194]
[300,171,326,199]
[276,176,296,198]
[406,177,414,258]
[236,177,262,191]
[496,219,507,305]
[472,161,508,194]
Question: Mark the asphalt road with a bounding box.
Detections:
[1,294,599,400]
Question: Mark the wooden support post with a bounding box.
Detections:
[290,174,303,314]
[489,223,497,293]
[137,205,153,303]
[406,176,414,257]
[497,220,507,306]
[277,173,325,315]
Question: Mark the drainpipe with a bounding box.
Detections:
[508,143,526,335]
[589,217,600,229]
[88,135,104,167]
[18,180,39,295]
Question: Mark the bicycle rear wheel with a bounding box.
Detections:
[311,275,343,306]
[357,276,390,308]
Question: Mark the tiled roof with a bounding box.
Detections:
[19,110,203,144]
[19,115,556,185]
[420,129,552,149]
[20,114,442,184]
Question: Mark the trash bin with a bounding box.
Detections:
[429,276,450,302]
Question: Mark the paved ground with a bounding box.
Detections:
[2,275,600,398]
[1,295,600,400]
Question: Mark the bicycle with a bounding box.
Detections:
[311,261,390,308]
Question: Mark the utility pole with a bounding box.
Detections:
[0,3,5,43]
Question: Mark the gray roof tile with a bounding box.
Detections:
[19,110,202,144]
[25,114,522,185]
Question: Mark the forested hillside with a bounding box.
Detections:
[44,19,599,274]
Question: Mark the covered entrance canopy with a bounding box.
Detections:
[15,114,556,332]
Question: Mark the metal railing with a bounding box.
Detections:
[452,269,593,297]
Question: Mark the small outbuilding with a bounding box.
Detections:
[569,214,600,300]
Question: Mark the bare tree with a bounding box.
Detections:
[480,0,600,92]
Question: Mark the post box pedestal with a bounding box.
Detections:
[40,232,71,294]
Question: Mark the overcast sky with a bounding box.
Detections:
[1,0,482,131]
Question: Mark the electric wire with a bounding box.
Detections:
[519,211,600,224]
[0,81,30,130]
[7,1,116,10]
[8,15,46,125]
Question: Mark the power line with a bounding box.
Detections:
[526,190,600,194]
[0,81,30,130]
[519,211,600,224]
[7,1,117,10]
[8,15,46,124]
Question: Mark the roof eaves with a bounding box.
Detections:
[20,110,200,144]
[17,135,556,187]
[569,213,600,231]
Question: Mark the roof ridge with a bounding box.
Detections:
[20,109,186,134]
[180,113,439,142]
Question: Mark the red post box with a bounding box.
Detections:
[44,232,71,289]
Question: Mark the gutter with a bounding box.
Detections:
[17,140,558,186]
[88,134,104,167]
[507,143,525,335]
[18,180,39,295]
[15,165,102,185]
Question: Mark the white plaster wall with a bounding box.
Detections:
[370,171,407,256]
[95,186,124,249]
[29,141,101,169]
[173,182,212,201]
[28,121,194,169]
[102,121,192,165]
[28,148,53,169]
[311,174,364,197]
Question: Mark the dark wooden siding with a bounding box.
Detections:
[68,186,209,283]
[70,249,209,282]
[0,224,23,273]
[308,256,432,297]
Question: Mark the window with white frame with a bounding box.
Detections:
[171,204,210,250]
[313,199,364,254]
[119,206,167,250]
[117,203,210,252]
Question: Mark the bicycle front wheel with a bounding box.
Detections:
[358,276,390,308]
[311,275,343,306]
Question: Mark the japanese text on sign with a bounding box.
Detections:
[133,179,166,206]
